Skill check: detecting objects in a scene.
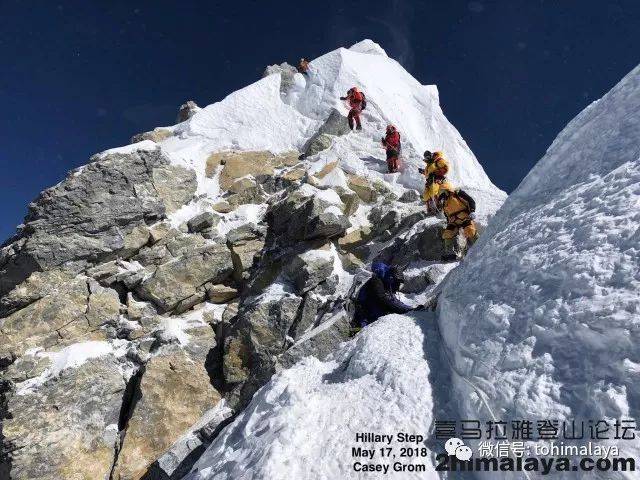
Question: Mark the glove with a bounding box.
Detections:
[469,213,476,220]
[418,167,425,174]
[339,96,347,100]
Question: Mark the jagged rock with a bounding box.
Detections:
[136,244,233,312]
[0,146,195,296]
[174,290,207,315]
[176,100,200,123]
[187,212,219,233]
[0,268,75,317]
[279,311,351,369]
[112,344,221,480]
[399,189,420,203]
[0,276,120,361]
[222,293,302,404]
[206,284,238,304]
[151,164,197,214]
[301,109,351,158]
[282,166,307,182]
[266,186,350,247]
[376,219,446,265]
[346,174,378,203]
[3,357,127,480]
[205,150,299,183]
[334,186,360,216]
[212,200,233,214]
[130,127,173,144]
[289,293,320,340]
[148,222,172,244]
[226,226,265,283]
[263,62,298,92]
[337,226,372,250]
[284,247,335,295]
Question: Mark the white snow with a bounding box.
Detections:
[16,340,129,395]
[184,315,438,480]
[437,63,640,476]
[128,38,504,222]
[96,139,158,158]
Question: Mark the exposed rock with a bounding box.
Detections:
[289,293,320,340]
[136,244,233,312]
[206,284,239,304]
[130,127,173,144]
[376,219,445,266]
[113,346,221,480]
[222,294,302,406]
[148,221,172,244]
[187,212,219,233]
[284,247,335,295]
[0,276,120,361]
[176,100,200,123]
[263,62,298,92]
[0,268,75,317]
[266,186,350,247]
[346,174,378,203]
[226,228,265,284]
[282,166,307,182]
[301,109,351,158]
[337,226,372,250]
[279,311,351,369]
[211,201,233,214]
[3,357,127,480]
[0,146,194,296]
[173,290,207,315]
[208,151,299,183]
[151,165,197,214]
[399,189,420,203]
[335,186,360,216]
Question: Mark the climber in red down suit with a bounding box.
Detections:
[340,86,366,130]
[381,125,401,173]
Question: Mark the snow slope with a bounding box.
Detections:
[438,64,640,477]
[152,39,505,222]
[184,315,439,480]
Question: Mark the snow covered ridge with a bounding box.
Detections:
[438,64,640,478]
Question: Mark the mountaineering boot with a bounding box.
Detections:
[441,237,461,262]
[356,124,362,130]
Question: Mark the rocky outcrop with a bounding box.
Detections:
[0,146,196,296]
[136,244,233,312]
[0,276,120,362]
[3,356,127,480]
[176,100,200,123]
[301,109,351,158]
[265,185,350,247]
[112,338,220,480]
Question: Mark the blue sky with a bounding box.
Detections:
[1,0,639,242]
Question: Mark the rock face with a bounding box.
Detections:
[3,357,126,480]
[113,341,221,480]
[137,244,233,312]
[176,100,200,123]
[0,145,196,296]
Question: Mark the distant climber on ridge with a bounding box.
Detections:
[436,185,479,261]
[297,57,310,75]
[381,125,401,173]
[419,150,451,214]
[340,86,366,130]
[352,262,413,332]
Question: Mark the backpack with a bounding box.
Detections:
[457,189,476,213]
[361,93,367,110]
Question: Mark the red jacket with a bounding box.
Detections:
[383,131,401,151]
[348,90,364,109]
